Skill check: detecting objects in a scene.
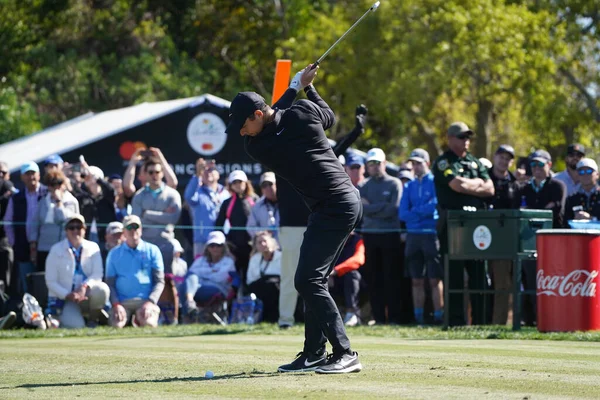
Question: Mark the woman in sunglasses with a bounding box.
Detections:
[30,170,80,271]
[564,158,600,225]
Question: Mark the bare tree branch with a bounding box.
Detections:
[560,67,600,123]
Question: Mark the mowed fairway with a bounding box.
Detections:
[2,327,600,399]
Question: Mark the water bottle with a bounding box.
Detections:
[22,293,47,330]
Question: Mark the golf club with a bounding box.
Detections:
[310,1,380,70]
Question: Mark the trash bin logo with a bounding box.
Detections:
[473,225,492,250]
[537,269,598,297]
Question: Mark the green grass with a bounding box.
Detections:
[2,325,600,399]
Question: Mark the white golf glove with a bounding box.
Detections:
[289,70,305,92]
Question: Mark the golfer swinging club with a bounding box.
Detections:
[226,65,362,374]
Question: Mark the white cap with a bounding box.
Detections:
[228,170,248,183]
[260,171,276,185]
[479,157,492,169]
[366,148,386,163]
[577,158,598,172]
[87,166,104,180]
[172,238,184,253]
[338,155,346,165]
[206,231,226,246]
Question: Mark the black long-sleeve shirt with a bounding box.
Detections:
[521,177,566,228]
[244,86,356,213]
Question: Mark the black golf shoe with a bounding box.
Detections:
[315,351,362,374]
[277,351,327,373]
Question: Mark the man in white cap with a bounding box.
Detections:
[3,161,47,295]
[564,158,600,224]
[246,171,279,242]
[105,215,165,328]
[101,221,124,263]
[359,148,408,325]
[45,214,110,328]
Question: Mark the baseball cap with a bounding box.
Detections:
[567,143,585,156]
[20,161,39,175]
[398,170,414,181]
[65,214,86,227]
[260,171,276,185]
[408,148,430,164]
[576,158,598,172]
[346,153,364,167]
[479,157,493,169]
[338,154,346,165]
[229,170,248,183]
[448,122,474,137]
[106,221,124,235]
[530,149,552,163]
[495,144,515,158]
[108,173,122,181]
[123,215,142,228]
[172,238,184,254]
[45,154,64,165]
[87,166,104,180]
[225,92,267,135]
[366,148,386,163]
[206,231,226,246]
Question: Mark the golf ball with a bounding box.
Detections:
[205,370,214,379]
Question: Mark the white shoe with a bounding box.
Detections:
[343,312,359,327]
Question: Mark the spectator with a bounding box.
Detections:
[399,148,442,325]
[184,160,226,257]
[105,215,164,328]
[329,231,365,326]
[131,159,182,273]
[554,144,585,197]
[247,231,281,323]
[31,170,79,271]
[171,238,188,280]
[487,145,521,325]
[3,162,47,294]
[398,161,414,178]
[75,163,116,247]
[215,170,256,280]
[44,154,75,193]
[0,162,16,296]
[344,153,365,187]
[44,214,110,328]
[520,149,565,326]
[108,174,128,222]
[359,148,408,324]
[564,158,600,224]
[123,147,178,200]
[101,221,124,264]
[398,170,414,186]
[182,231,236,317]
[246,172,279,241]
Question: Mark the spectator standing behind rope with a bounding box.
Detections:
[564,158,600,225]
[554,144,585,197]
[487,145,521,326]
[246,231,281,323]
[3,162,47,295]
[246,172,280,242]
[399,148,443,325]
[0,161,16,297]
[131,159,182,274]
[122,147,178,201]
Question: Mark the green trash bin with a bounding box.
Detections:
[444,209,553,330]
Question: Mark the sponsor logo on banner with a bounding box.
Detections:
[473,225,492,250]
[537,269,598,297]
[187,113,227,156]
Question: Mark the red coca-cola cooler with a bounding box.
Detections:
[536,229,600,332]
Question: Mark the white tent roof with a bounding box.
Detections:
[0,94,231,172]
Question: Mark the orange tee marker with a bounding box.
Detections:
[271,59,292,105]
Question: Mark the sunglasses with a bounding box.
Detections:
[568,152,584,158]
[66,224,84,231]
[147,170,162,175]
[0,170,7,176]
[260,182,273,188]
[125,224,140,231]
[231,180,243,184]
[455,134,471,140]
[578,168,595,176]
[208,243,224,248]
[530,161,547,168]
[349,165,362,170]
[367,161,381,166]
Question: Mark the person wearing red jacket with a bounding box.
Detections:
[329,232,365,326]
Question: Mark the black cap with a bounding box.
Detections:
[495,144,515,158]
[225,92,267,135]
[567,143,585,156]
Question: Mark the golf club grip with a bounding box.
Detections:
[310,61,320,70]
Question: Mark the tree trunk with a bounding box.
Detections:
[475,99,494,158]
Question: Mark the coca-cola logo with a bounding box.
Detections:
[537,269,598,297]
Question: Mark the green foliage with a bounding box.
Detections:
[0,0,597,165]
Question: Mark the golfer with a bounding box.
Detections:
[226,65,362,374]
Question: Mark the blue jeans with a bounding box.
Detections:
[18,261,35,295]
[182,274,223,306]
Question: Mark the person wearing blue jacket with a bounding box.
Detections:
[399,148,443,324]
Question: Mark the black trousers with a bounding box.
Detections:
[363,233,412,324]
[294,190,362,355]
[0,238,15,296]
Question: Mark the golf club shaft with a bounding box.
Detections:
[311,1,380,70]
